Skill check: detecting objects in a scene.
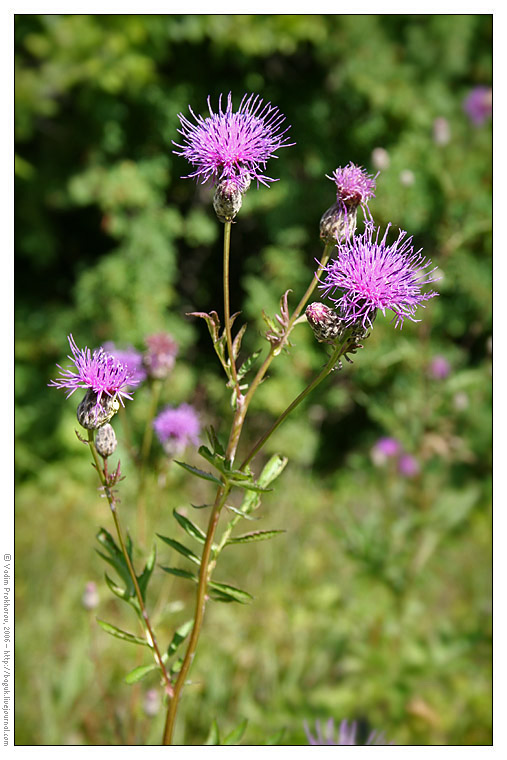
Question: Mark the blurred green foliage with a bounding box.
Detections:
[15,14,491,746]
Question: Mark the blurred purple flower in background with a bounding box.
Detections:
[371,146,390,171]
[429,355,451,380]
[304,719,393,746]
[371,436,402,466]
[153,403,201,456]
[103,342,147,386]
[173,92,293,188]
[463,86,492,126]
[320,223,439,330]
[49,335,137,416]
[144,333,179,380]
[81,581,99,610]
[398,453,420,478]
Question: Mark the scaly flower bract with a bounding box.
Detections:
[153,403,201,456]
[319,222,439,329]
[49,335,137,415]
[304,719,393,746]
[173,92,293,187]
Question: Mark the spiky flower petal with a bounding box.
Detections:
[49,335,137,421]
[173,92,293,187]
[319,222,439,329]
[327,162,377,213]
[304,719,393,746]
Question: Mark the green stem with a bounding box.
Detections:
[240,338,347,470]
[87,430,174,700]
[161,241,335,743]
[223,220,240,403]
[162,482,231,745]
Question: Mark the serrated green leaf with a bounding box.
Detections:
[198,445,228,474]
[160,566,197,582]
[226,529,286,546]
[125,662,159,684]
[137,544,156,602]
[205,719,221,746]
[237,350,261,380]
[96,619,150,647]
[208,581,253,604]
[174,460,223,485]
[157,534,200,565]
[206,426,225,457]
[228,479,272,493]
[223,719,248,745]
[173,510,207,543]
[167,619,194,657]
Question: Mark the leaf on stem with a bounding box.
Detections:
[136,544,156,603]
[160,566,197,582]
[173,509,207,544]
[204,719,221,746]
[206,426,225,457]
[225,530,286,546]
[96,528,135,597]
[208,580,253,604]
[157,534,201,565]
[174,460,223,486]
[167,619,194,657]
[96,619,151,647]
[237,350,262,381]
[263,289,294,354]
[232,323,247,360]
[124,661,161,685]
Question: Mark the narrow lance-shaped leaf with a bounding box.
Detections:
[226,530,286,546]
[205,719,221,746]
[206,426,225,457]
[160,566,197,582]
[174,460,223,486]
[173,509,207,543]
[137,544,156,602]
[96,619,151,647]
[157,534,200,565]
[167,619,194,657]
[208,580,253,604]
[125,661,160,685]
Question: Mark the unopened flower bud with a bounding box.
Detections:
[306,302,344,343]
[320,202,358,244]
[81,581,99,610]
[213,178,244,223]
[77,389,120,429]
[95,423,117,458]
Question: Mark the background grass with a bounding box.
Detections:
[15,14,491,745]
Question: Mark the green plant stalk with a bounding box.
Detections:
[161,241,337,743]
[87,430,174,700]
[240,337,348,470]
[226,241,334,461]
[222,220,240,403]
[137,378,163,544]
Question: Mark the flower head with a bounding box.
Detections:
[49,335,137,421]
[319,222,439,330]
[428,355,451,380]
[304,719,392,746]
[305,302,344,344]
[327,162,377,214]
[103,342,147,386]
[398,453,420,478]
[144,333,178,380]
[371,436,402,466]
[463,86,492,126]
[173,92,293,188]
[153,403,201,456]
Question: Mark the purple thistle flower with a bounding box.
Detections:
[103,342,147,386]
[153,403,201,456]
[463,86,492,126]
[173,92,293,188]
[49,335,137,419]
[428,355,451,380]
[304,719,393,746]
[371,436,402,466]
[144,333,178,380]
[327,162,377,215]
[319,222,439,330]
[398,453,420,478]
